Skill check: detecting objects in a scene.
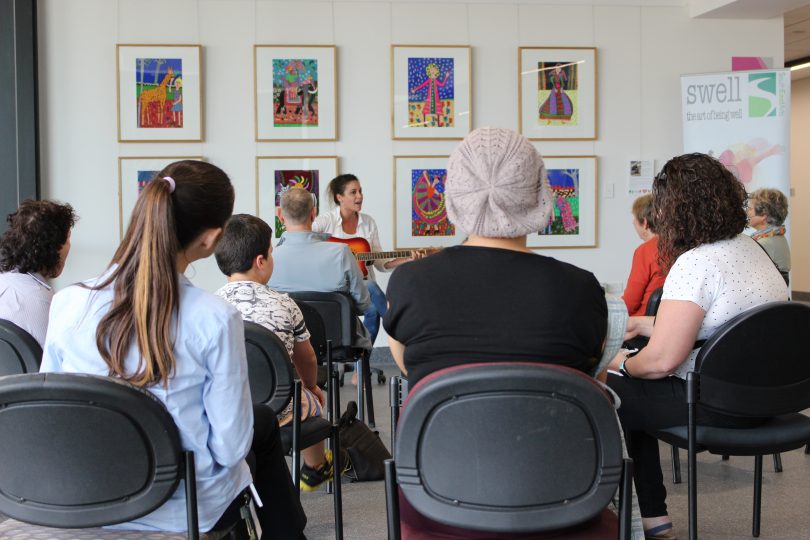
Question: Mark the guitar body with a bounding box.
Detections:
[328,236,373,277]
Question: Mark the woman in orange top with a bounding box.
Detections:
[623,194,666,316]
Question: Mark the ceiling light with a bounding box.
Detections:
[790,61,810,71]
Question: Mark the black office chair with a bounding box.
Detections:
[388,375,409,458]
[0,319,43,375]
[243,322,344,540]
[0,372,241,540]
[651,301,810,539]
[289,291,378,427]
[294,299,330,388]
[384,362,633,540]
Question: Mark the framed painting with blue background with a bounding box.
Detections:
[393,155,463,249]
[518,47,597,141]
[117,45,203,142]
[391,45,472,140]
[527,156,598,248]
[256,156,338,243]
[254,46,337,141]
[118,156,203,238]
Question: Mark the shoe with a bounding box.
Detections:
[299,453,334,492]
[644,522,677,540]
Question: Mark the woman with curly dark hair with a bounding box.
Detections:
[606,153,788,539]
[0,199,77,346]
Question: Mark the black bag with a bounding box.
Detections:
[338,401,392,481]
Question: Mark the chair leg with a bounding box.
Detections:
[389,376,399,459]
[805,443,810,455]
[671,445,682,484]
[363,352,376,427]
[184,451,200,540]
[292,381,302,495]
[772,453,782,473]
[331,366,344,540]
[355,359,365,423]
[619,458,633,540]
[384,459,401,540]
[753,455,762,537]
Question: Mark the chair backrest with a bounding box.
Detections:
[395,362,623,533]
[294,299,328,363]
[645,287,664,316]
[695,301,810,417]
[288,291,354,350]
[0,319,43,375]
[244,321,294,413]
[0,373,184,528]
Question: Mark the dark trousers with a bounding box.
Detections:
[214,405,307,539]
[607,374,762,518]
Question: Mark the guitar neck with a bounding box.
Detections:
[355,250,412,262]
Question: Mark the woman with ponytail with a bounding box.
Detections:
[40,161,306,537]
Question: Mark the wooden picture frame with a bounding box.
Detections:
[518,47,597,141]
[391,45,472,140]
[256,156,339,242]
[254,45,338,141]
[117,44,203,142]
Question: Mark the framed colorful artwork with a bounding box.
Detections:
[391,45,472,140]
[393,156,464,249]
[254,46,337,141]
[518,47,597,141]
[118,156,203,238]
[117,45,203,142]
[527,156,598,248]
[256,156,338,242]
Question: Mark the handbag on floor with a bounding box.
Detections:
[338,400,392,481]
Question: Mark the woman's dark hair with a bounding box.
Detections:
[749,188,789,226]
[654,153,747,272]
[327,174,359,205]
[0,200,76,276]
[94,160,234,387]
[215,214,272,276]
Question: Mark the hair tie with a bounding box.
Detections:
[163,176,176,193]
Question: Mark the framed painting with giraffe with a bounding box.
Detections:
[254,46,337,141]
[255,156,338,243]
[118,156,204,238]
[393,155,463,250]
[526,156,598,249]
[117,45,203,142]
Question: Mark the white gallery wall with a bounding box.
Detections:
[37,0,786,343]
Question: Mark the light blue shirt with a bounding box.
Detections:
[40,271,253,533]
[269,230,371,312]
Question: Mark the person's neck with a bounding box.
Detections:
[340,208,358,222]
[228,270,267,285]
[463,235,533,253]
[641,230,656,242]
[285,223,313,232]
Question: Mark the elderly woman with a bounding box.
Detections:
[383,127,607,388]
[607,153,788,540]
[747,187,790,284]
[623,194,666,316]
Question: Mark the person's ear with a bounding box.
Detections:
[309,207,317,221]
[200,227,222,251]
[277,207,286,225]
[253,253,266,271]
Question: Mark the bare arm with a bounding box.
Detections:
[292,339,318,389]
[608,300,704,379]
[388,336,407,375]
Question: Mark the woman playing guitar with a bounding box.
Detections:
[313,174,422,345]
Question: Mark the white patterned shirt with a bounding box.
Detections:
[663,234,789,379]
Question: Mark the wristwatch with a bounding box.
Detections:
[619,354,634,378]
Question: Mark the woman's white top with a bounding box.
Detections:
[40,271,253,533]
[662,234,789,379]
[312,206,390,281]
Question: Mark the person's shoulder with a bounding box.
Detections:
[181,280,241,325]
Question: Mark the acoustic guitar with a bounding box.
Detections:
[327,236,416,277]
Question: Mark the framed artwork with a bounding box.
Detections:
[118,156,203,238]
[518,47,597,140]
[256,156,338,241]
[117,45,203,142]
[254,46,337,141]
[391,45,472,140]
[527,156,598,249]
[393,156,464,249]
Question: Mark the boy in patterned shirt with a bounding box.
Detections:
[215,213,333,491]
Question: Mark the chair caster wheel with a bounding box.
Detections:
[377,374,386,385]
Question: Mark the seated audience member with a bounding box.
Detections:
[383,127,607,388]
[747,187,790,284]
[40,161,306,537]
[623,194,666,316]
[269,187,372,347]
[0,200,76,347]
[215,213,334,492]
[607,153,788,539]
